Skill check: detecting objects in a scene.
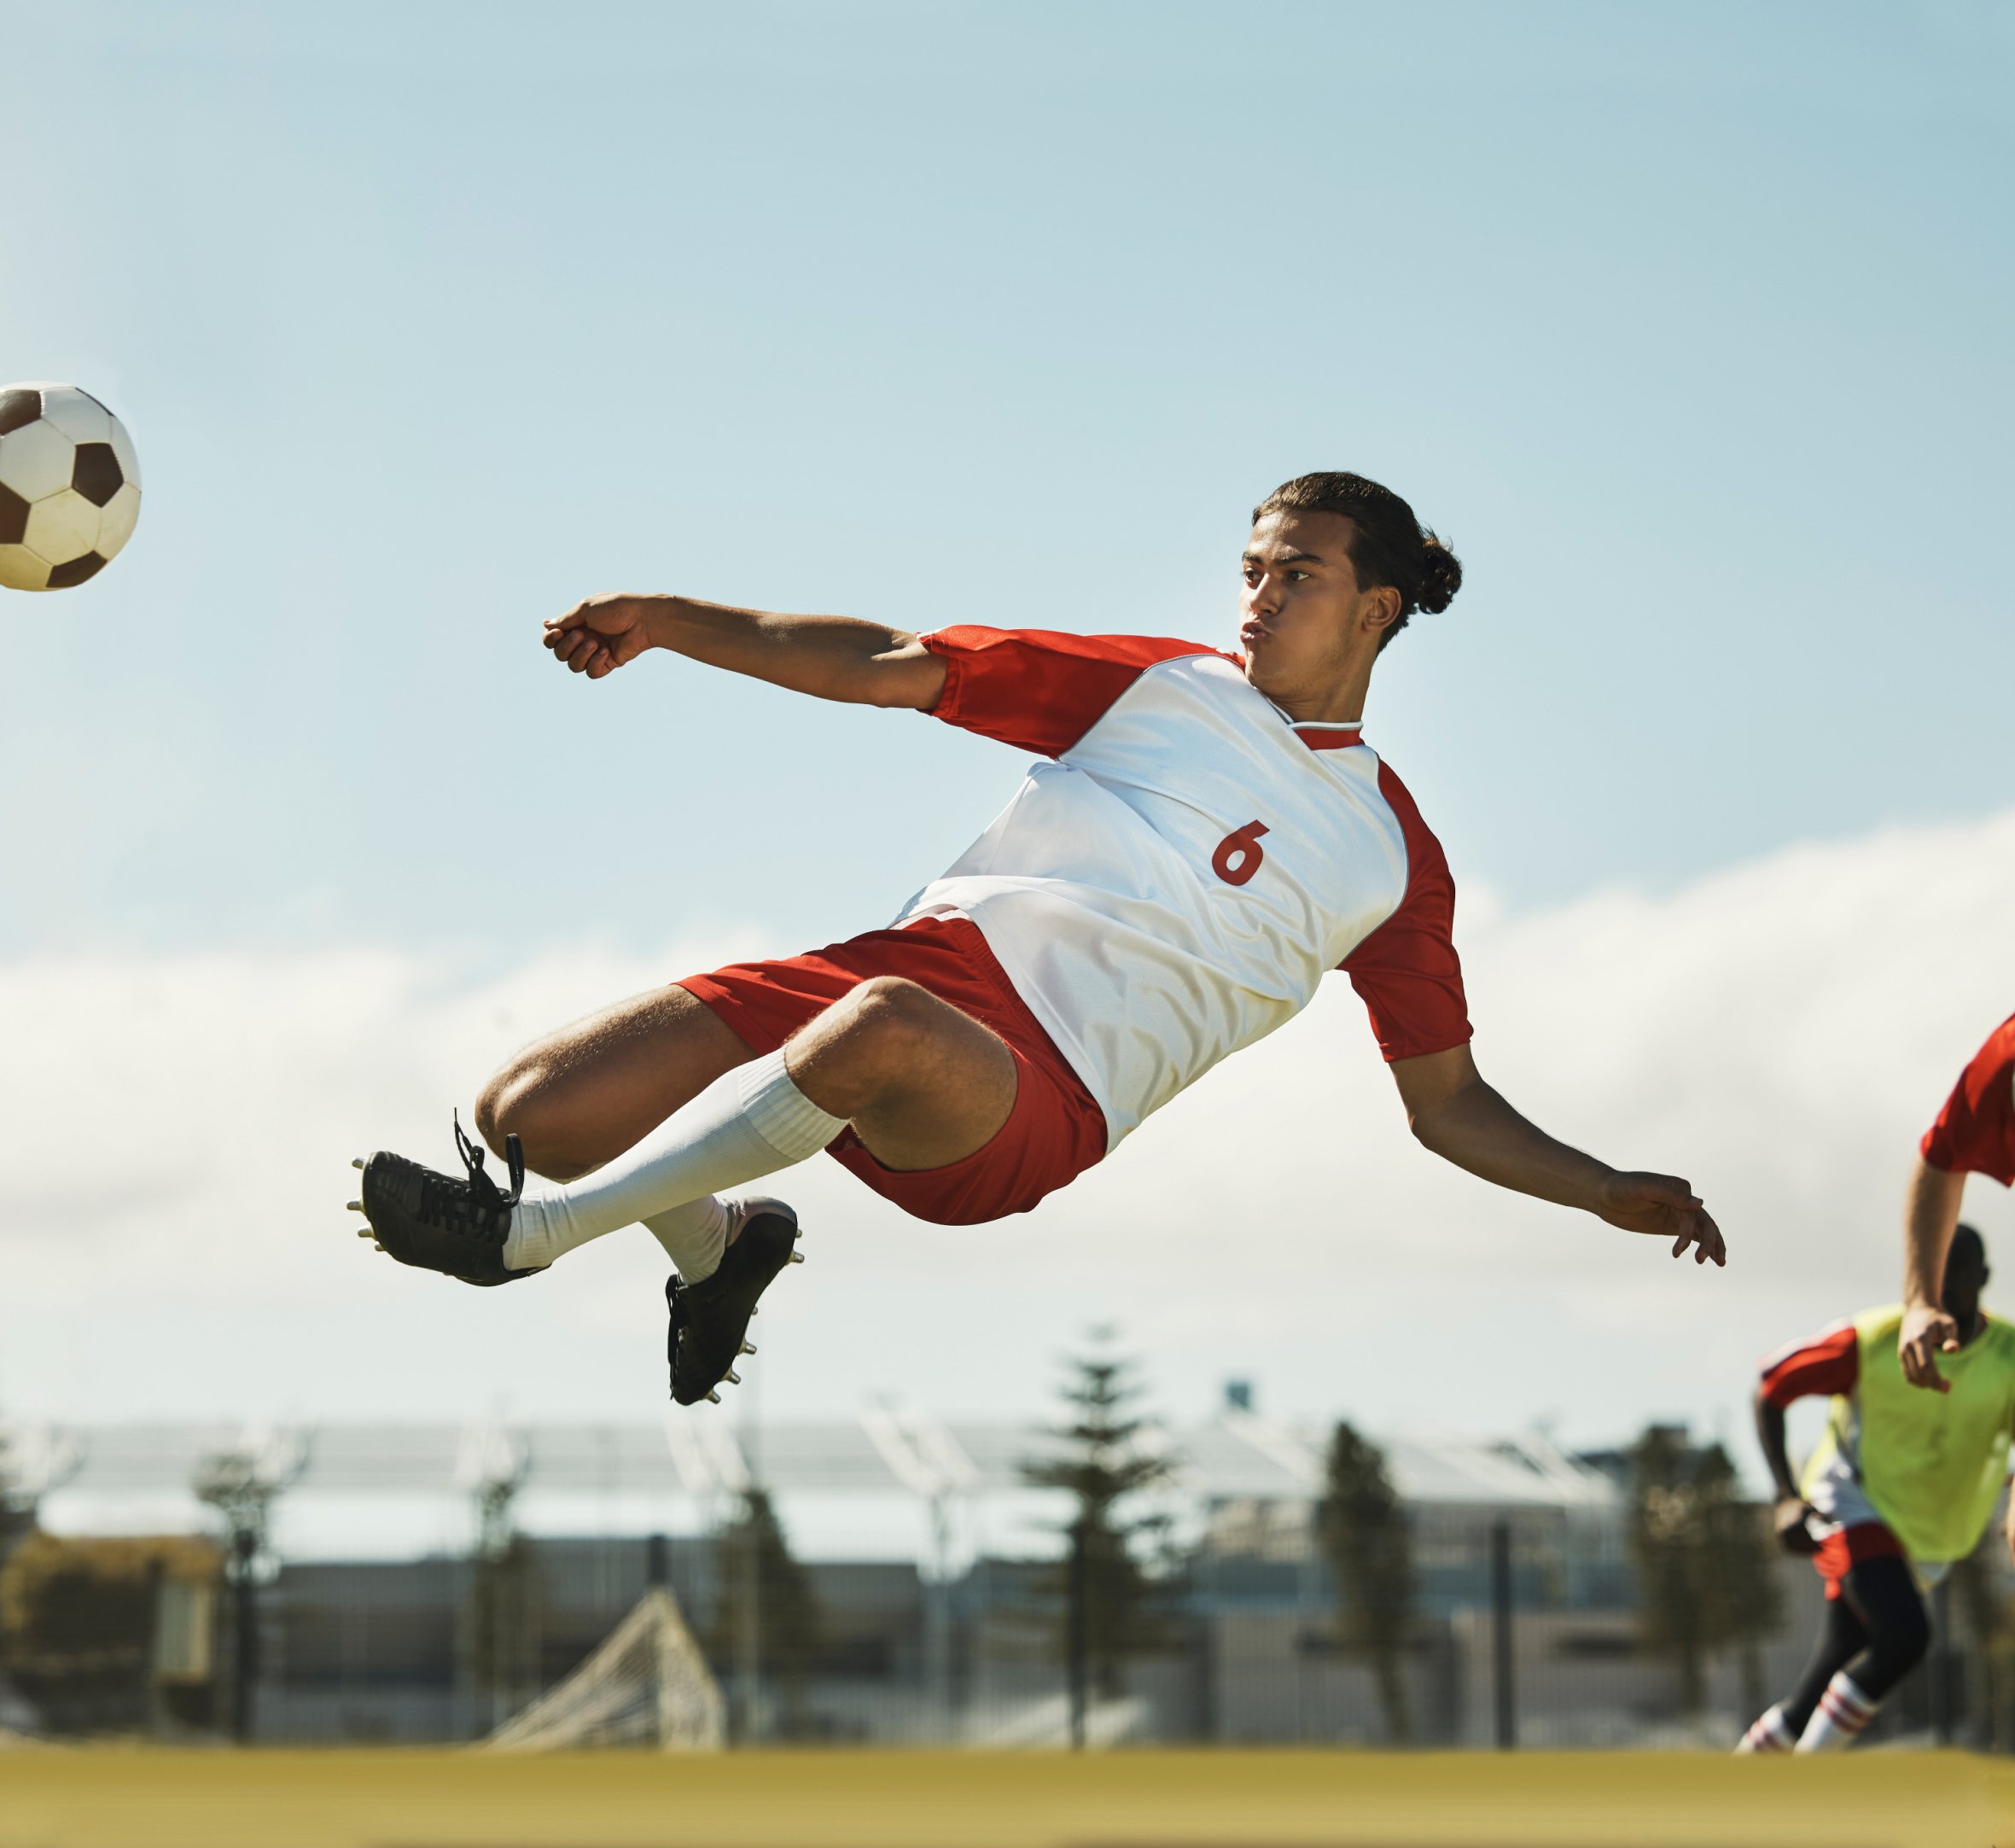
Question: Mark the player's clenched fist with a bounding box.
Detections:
[544,594,660,678]
[1772,1495,1820,1556]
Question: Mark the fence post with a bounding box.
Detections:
[1931,1577,1954,1746]
[1067,1518,1089,1751]
[1489,1521,1516,1750]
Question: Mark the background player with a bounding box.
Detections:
[1738,1226,2015,1752]
[352,472,1726,1405]
[1900,1012,2015,1392]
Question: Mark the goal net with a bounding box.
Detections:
[485,1588,725,1752]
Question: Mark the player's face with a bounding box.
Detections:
[1239,510,1397,702]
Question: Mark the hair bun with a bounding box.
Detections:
[1413,533,1463,615]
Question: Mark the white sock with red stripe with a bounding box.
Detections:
[1795,1672,1878,1752]
[501,1051,844,1275]
[1733,1704,1797,1754]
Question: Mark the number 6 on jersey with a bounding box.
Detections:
[1212,819,1270,886]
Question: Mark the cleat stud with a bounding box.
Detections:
[352,1157,364,1170]
[748,1305,758,1316]
[789,1250,805,1264]
[725,1369,741,1386]
[356,1228,373,1239]
[347,1200,364,1212]
[739,1342,756,1356]
[705,1390,721,1405]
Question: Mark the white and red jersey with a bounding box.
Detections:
[899,627,1471,1148]
[1921,1012,2015,1186]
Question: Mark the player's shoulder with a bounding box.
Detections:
[1977,1011,2015,1072]
[1978,1310,2015,1362]
[924,626,1232,671]
[1852,1303,1907,1346]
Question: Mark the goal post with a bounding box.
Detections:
[484,1587,725,1752]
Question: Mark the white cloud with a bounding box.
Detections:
[3,813,2012,1461]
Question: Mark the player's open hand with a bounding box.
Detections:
[1595,1171,1727,1266]
[544,594,658,679]
[1773,1495,1821,1556]
[1899,1300,1960,1395]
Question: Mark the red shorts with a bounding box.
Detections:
[676,914,1107,1226]
[1814,1519,1906,1599]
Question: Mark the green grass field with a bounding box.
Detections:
[0,1749,2008,1848]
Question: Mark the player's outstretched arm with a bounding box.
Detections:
[541,592,949,709]
[1390,1043,1726,1265]
[1898,1155,1968,1394]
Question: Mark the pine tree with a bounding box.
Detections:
[1318,1421,1416,1742]
[707,1487,822,1739]
[1628,1425,1781,1715]
[1021,1329,1173,1714]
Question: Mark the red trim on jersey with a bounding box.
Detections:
[920,627,1237,757]
[1296,725,1364,751]
[1757,1319,1859,1408]
[1814,1520,1905,1598]
[1337,762,1472,1064]
[1920,1011,2015,1186]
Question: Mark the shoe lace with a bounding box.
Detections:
[416,1111,525,1240]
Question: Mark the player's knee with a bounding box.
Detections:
[1888,1601,1932,1676]
[844,976,944,1052]
[475,1060,543,1157]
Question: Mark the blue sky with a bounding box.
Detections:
[2,3,2012,1460]
[4,0,2009,961]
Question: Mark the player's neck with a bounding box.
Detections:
[1260,658,1376,727]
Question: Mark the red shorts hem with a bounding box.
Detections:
[1814,1520,1906,1597]
[677,915,1107,1225]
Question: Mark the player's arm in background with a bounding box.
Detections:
[1899,1155,1968,1394]
[1901,1013,2015,1391]
[1750,1340,1840,1558]
[1390,1042,1725,1265]
[540,593,948,709]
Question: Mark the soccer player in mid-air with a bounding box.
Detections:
[352,472,1726,1404]
[1899,1011,2015,1392]
[1737,1226,2015,1752]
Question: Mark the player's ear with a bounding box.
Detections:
[1363,585,1404,635]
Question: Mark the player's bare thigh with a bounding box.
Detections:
[475,982,753,1181]
[787,976,1018,1172]
[476,974,1020,1182]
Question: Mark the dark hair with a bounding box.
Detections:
[1951,1222,1987,1268]
[1252,471,1462,650]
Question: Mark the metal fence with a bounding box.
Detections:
[8,1418,2015,1752]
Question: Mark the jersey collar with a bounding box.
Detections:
[1290,720,1364,752]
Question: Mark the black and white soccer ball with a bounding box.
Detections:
[0,383,143,592]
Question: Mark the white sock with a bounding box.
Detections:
[1734,1704,1796,1754]
[1795,1671,1878,1752]
[501,1051,843,1272]
[642,1196,732,1283]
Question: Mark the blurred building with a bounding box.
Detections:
[0,1408,1976,1748]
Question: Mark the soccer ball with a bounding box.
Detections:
[0,383,143,592]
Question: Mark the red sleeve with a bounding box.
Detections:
[920,627,1228,757]
[1920,1013,2015,1186]
[1758,1320,1859,1408]
[1339,763,1472,1063]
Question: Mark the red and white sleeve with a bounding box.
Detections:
[919,627,1224,757]
[1920,1013,2015,1186]
[1758,1320,1859,1408]
[1339,764,1473,1063]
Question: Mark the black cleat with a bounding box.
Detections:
[667,1201,801,1406]
[352,1113,542,1288]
